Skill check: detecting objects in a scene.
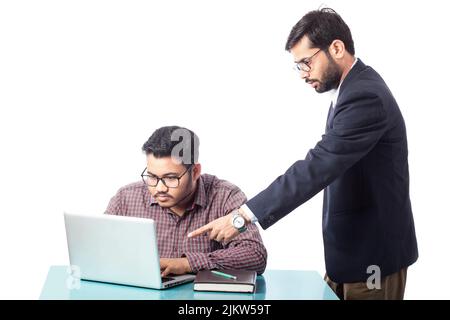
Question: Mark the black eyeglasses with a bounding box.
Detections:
[293,49,322,73]
[141,165,192,188]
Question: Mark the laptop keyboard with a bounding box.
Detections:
[162,276,175,283]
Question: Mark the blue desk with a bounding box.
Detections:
[40,266,338,300]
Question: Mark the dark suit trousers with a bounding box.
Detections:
[324,268,408,300]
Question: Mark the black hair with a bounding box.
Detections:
[142,126,199,167]
[285,7,355,55]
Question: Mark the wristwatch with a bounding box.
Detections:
[231,210,247,233]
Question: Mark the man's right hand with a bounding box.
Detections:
[188,208,251,243]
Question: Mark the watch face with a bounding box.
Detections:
[233,216,245,229]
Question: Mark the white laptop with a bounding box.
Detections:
[64,212,196,289]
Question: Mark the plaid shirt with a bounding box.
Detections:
[105,174,267,274]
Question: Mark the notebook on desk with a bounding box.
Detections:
[193,269,257,293]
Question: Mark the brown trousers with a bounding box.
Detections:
[324,268,408,300]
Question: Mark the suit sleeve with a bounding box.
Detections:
[246,91,388,229]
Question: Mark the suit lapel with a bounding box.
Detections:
[336,59,367,105]
[325,59,368,131]
[325,102,335,132]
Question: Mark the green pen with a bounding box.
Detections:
[211,270,237,280]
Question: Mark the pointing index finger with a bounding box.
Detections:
[188,223,213,238]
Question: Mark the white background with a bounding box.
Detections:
[1,0,449,299]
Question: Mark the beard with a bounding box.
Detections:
[307,54,342,93]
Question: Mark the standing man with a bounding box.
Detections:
[189,8,418,299]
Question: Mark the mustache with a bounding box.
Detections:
[155,193,173,198]
[305,78,319,84]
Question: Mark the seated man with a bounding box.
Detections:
[105,126,267,277]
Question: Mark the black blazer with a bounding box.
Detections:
[247,59,418,283]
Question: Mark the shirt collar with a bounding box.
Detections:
[330,57,358,108]
[148,174,207,210]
